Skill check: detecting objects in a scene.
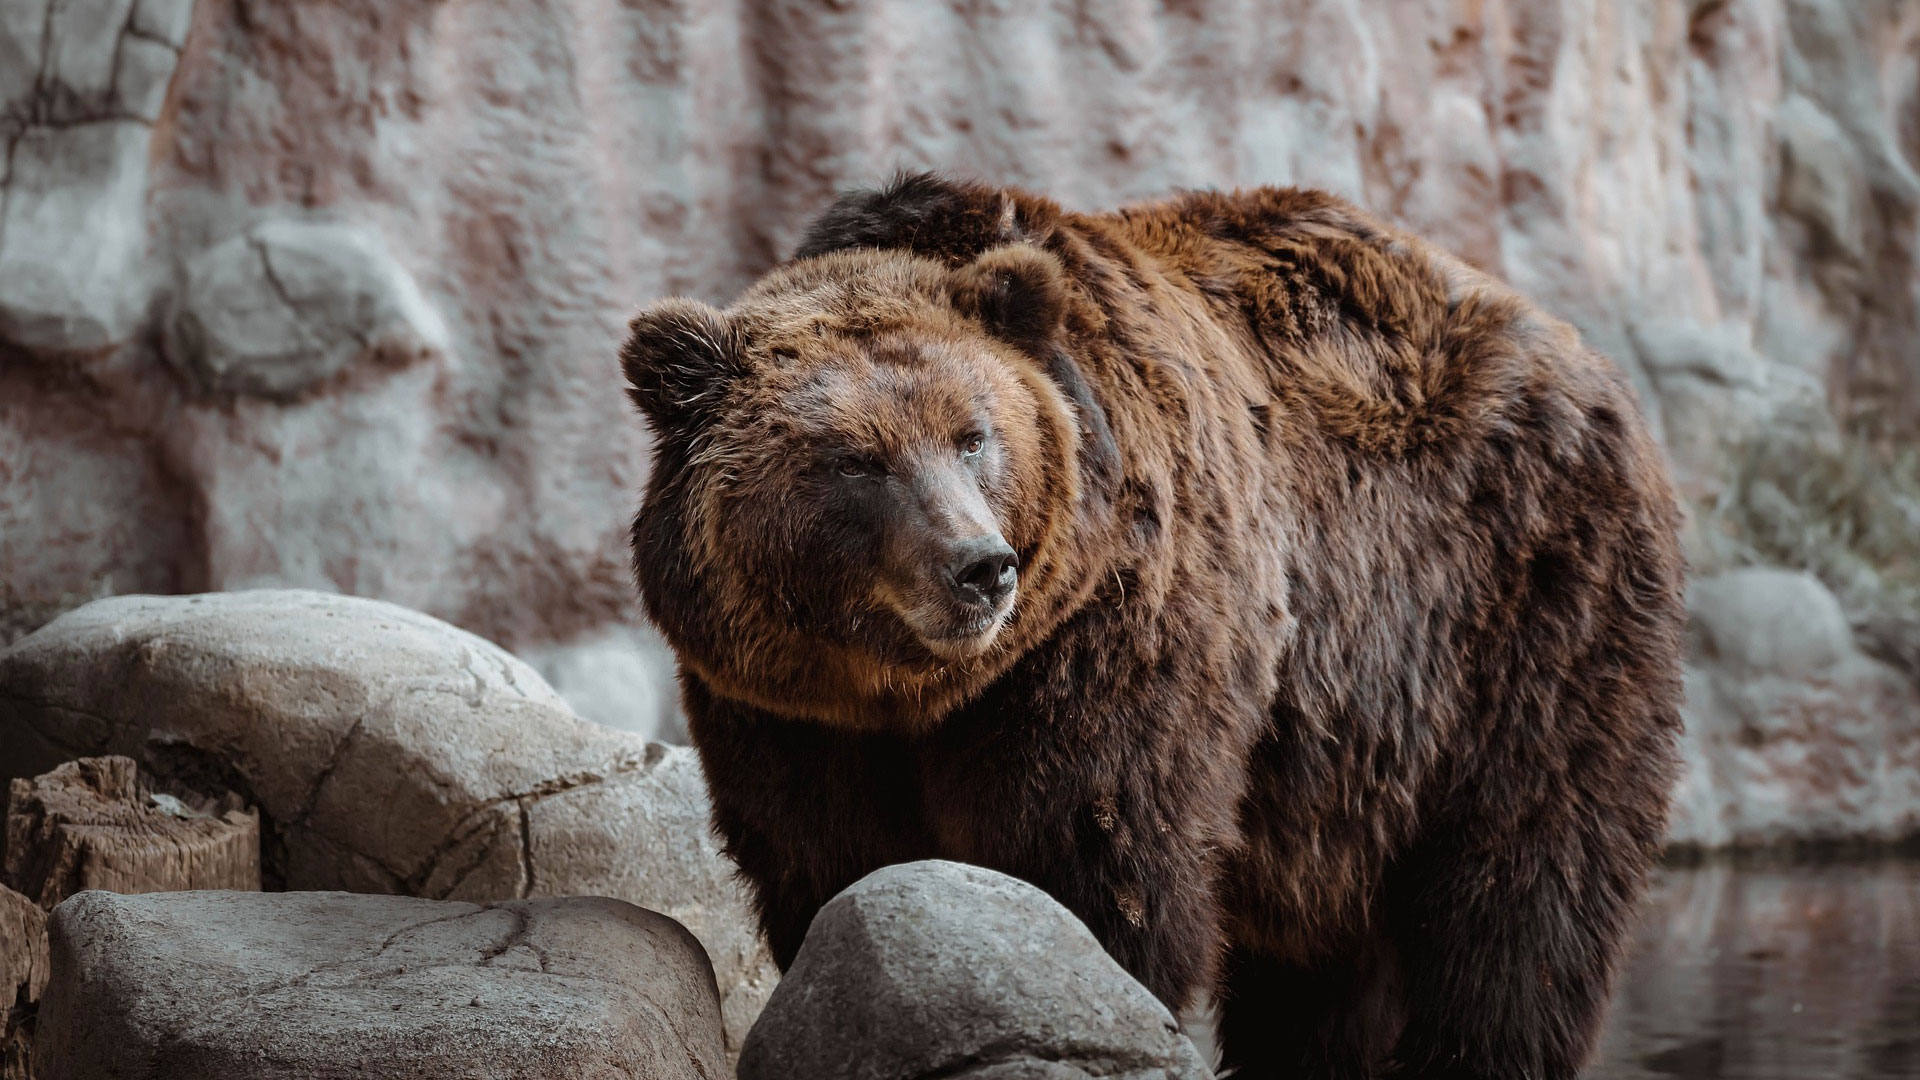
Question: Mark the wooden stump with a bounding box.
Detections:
[1,758,258,1080]
[0,885,45,1005]
[3,756,261,911]
[1,884,45,1080]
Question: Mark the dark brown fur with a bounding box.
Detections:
[624,174,1685,1080]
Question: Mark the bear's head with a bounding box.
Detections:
[623,244,1108,731]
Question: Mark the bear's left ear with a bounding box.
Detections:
[620,299,745,433]
[950,244,1069,354]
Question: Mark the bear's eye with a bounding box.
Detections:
[959,432,986,457]
[838,454,884,478]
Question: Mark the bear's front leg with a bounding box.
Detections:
[682,677,937,969]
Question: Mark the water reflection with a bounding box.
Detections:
[1591,860,1920,1080]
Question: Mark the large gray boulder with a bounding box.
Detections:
[739,860,1211,1080]
[0,589,776,1053]
[38,890,726,1080]
[0,589,612,898]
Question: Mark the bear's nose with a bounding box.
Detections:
[946,536,1018,605]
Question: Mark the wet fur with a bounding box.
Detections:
[625,174,1685,1080]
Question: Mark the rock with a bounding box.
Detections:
[0,884,46,1007]
[163,220,452,400]
[5,755,260,909]
[0,4,41,111]
[0,589,586,898]
[1626,317,1823,481]
[1667,569,1920,850]
[0,122,156,353]
[739,860,1211,1080]
[1690,567,1856,679]
[37,889,725,1080]
[0,589,775,1052]
[519,622,687,743]
[130,0,195,48]
[524,745,779,1051]
[1775,93,1868,267]
[0,0,192,354]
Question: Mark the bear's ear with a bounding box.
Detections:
[620,299,744,432]
[949,244,1069,354]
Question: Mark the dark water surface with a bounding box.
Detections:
[1186,861,1920,1076]
[1589,860,1920,1079]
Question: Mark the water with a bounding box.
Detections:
[1590,860,1920,1079]
[1188,861,1920,1077]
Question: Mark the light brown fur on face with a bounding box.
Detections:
[626,248,1097,731]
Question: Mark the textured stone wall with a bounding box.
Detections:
[2,0,1916,840]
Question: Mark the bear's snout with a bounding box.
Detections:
[870,453,1022,659]
[888,523,1019,658]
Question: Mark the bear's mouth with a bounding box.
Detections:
[892,594,1015,662]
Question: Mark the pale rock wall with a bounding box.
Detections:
[1,0,1916,840]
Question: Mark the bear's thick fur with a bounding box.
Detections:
[622,174,1685,1079]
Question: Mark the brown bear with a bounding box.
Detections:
[620,173,1685,1079]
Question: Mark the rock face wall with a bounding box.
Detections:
[2,1,1916,840]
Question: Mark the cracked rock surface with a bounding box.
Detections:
[738,861,1212,1080]
[163,220,452,399]
[0,589,777,1054]
[38,890,727,1080]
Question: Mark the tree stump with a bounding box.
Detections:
[1,884,45,1080]
[0,885,45,1005]
[4,756,260,911]
[0,757,259,1080]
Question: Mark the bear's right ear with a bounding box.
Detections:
[949,244,1069,355]
[620,299,744,432]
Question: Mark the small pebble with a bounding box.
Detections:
[470,996,483,1007]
